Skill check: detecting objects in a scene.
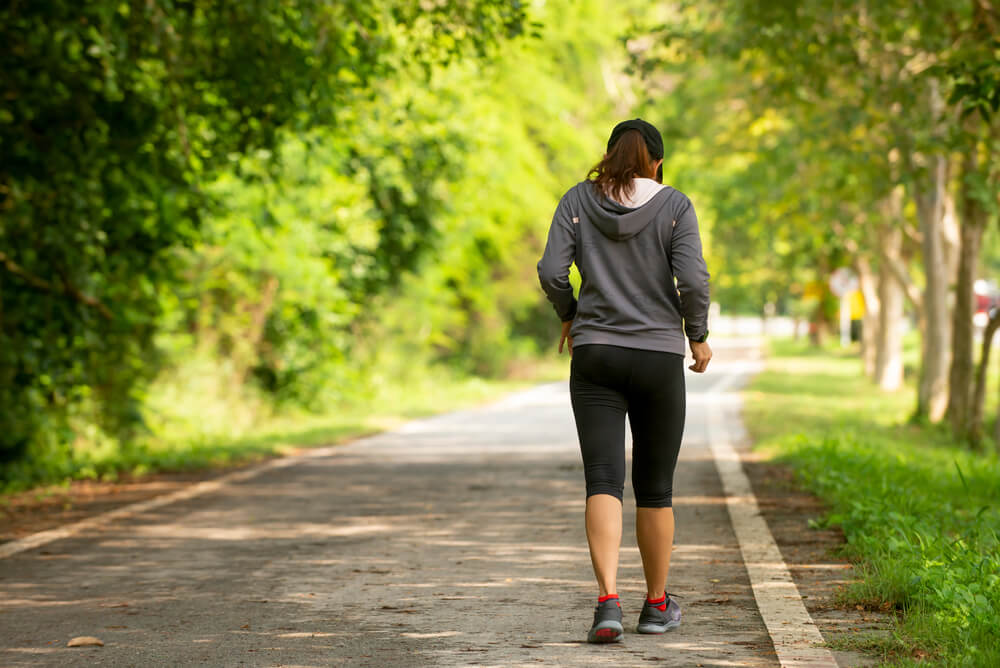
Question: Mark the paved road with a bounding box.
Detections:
[1,340,785,667]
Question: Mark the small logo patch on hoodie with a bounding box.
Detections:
[572,216,579,224]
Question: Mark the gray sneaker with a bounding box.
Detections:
[636,593,681,633]
[587,596,624,643]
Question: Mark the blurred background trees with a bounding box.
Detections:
[629,0,1000,443]
[1,0,530,479]
[2,0,999,488]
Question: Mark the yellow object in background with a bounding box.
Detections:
[803,281,825,301]
[850,290,865,320]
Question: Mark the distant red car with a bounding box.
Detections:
[974,279,999,328]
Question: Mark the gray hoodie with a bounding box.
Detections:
[537,179,710,356]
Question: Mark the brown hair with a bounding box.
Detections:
[587,129,661,204]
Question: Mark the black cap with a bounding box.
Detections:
[606,118,663,161]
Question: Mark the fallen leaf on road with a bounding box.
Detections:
[67,636,103,647]
[379,606,418,613]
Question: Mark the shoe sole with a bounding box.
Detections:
[636,620,680,634]
[588,621,624,643]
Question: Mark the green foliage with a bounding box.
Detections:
[0,0,527,474]
[746,339,1000,666]
[944,5,1000,122]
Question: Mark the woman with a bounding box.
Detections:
[537,118,712,643]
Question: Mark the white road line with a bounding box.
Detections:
[706,369,839,668]
[0,444,340,560]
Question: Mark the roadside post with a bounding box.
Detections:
[829,267,858,347]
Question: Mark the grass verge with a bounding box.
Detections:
[743,338,1000,667]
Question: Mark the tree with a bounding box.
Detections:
[943,0,1000,438]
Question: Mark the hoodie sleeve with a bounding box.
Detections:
[537,192,578,322]
[670,198,711,341]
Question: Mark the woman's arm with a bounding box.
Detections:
[537,194,578,323]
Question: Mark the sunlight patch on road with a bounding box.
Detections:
[131,522,392,540]
[672,494,730,505]
[3,648,62,655]
[0,597,94,608]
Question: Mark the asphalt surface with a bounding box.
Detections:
[1,340,794,667]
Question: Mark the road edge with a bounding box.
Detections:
[708,369,839,668]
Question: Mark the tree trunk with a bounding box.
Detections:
[856,257,880,378]
[946,197,986,435]
[995,353,1000,451]
[875,227,905,391]
[872,188,911,391]
[232,274,280,387]
[946,120,991,438]
[969,309,1000,446]
[914,153,954,422]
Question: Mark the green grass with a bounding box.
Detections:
[744,338,1000,667]
[1,355,570,497]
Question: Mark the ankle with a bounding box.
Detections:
[598,593,619,603]
[646,591,665,602]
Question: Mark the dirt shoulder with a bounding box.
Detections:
[739,442,894,666]
[0,460,283,544]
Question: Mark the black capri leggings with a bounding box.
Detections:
[569,343,686,508]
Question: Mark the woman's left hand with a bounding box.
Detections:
[559,320,574,355]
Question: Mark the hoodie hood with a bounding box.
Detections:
[577,180,673,241]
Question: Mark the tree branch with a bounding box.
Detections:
[0,250,113,320]
[901,221,923,247]
[970,306,1000,445]
[0,250,55,291]
[830,218,860,254]
[62,278,114,320]
[882,250,924,319]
